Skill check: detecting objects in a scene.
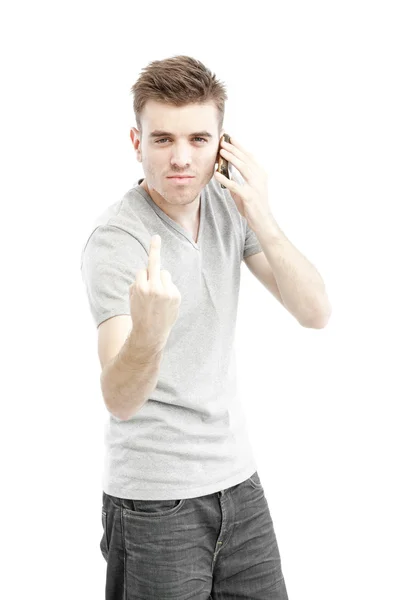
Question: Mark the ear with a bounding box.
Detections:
[130,127,141,147]
[130,127,142,162]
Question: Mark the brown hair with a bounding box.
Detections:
[130,55,228,136]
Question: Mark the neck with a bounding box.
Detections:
[139,178,201,228]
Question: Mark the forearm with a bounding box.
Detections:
[100,328,165,421]
[253,215,332,327]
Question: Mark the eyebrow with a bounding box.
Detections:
[149,130,213,139]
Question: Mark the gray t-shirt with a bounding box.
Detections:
[80,174,263,500]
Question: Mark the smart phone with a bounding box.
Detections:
[217,133,231,189]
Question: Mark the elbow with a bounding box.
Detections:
[301,304,332,329]
[100,373,127,421]
[302,318,329,329]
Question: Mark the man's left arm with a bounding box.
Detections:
[214,134,332,329]
[247,215,332,329]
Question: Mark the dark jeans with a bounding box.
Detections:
[100,471,289,599]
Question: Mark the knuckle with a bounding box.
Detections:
[172,288,181,302]
[148,284,161,296]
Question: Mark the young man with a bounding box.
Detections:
[81,54,330,599]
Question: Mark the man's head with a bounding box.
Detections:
[129,56,228,206]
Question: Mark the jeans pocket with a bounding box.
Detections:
[100,509,109,561]
[248,471,263,488]
[122,498,186,518]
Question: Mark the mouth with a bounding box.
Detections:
[167,176,195,184]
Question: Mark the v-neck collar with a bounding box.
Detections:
[134,179,205,250]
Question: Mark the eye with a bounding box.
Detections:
[155,137,208,144]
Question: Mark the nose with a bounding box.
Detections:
[170,143,192,168]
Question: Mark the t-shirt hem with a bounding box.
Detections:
[103,462,258,501]
[243,244,262,259]
[96,311,131,328]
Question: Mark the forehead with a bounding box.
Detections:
[142,100,219,131]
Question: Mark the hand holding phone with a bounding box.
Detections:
[216,133,231,189]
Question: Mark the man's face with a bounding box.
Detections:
[130,100,223,205]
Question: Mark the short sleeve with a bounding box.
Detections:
[80,225,148,328]
[243,220,263,259]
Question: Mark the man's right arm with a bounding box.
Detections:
[100,326,166,421]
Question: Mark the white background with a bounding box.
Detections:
[1,1,399,598]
